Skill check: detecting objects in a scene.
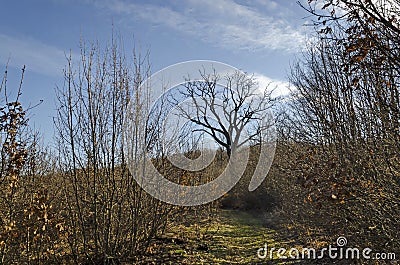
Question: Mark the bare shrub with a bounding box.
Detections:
[285,34,400,255]
[54,40,176,264]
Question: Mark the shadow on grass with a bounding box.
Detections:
[137,209,303,264]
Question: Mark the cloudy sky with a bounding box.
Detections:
[0,0,313,142]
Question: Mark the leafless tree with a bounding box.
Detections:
[174,70,276,158]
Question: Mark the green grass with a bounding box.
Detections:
[139,209,300,264]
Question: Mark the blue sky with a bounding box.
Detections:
[0,0,312,143]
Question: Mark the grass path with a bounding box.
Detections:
[141,210,297,264]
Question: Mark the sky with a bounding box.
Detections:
[0,0,314,144]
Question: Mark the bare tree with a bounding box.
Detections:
[174,70,276,158]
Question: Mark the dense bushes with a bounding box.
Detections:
[0,67,65,264]
[1,2,400,260]
[274,1,400,257]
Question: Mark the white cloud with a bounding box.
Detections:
[0,34,67,77]
[98,0,307,52]
[253,73,292,97]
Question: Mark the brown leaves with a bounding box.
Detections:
[351,77,360,87]
[0,100,29,195]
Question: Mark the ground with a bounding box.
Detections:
[134,209,300,265]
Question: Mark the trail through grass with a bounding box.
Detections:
[137,209,298,264]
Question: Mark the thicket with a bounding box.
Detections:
[0,41,213,264]
[1,1,400,262]
[259,1,400,261]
